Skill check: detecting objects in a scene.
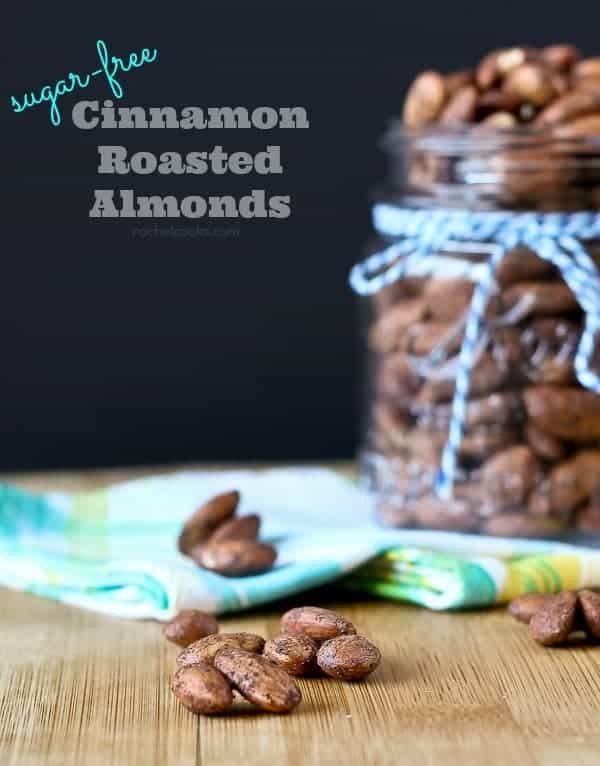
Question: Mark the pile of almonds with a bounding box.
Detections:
[365,45,600,537]
[508,589,600,646]
[394,44,600,212]
[165,606,382,715]
[403,44,600,132]
[178,490,277,577]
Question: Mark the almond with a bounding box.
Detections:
[508,593,550,623]
[459,426,519,462]
[163,609,219,647]
[495,247,554,287]
[281,606,357,643]
[482,446,542,510]
[170,661,233,714]
[177,632,265,667]
[207,514,260,544]
[439,85,478,124]
[555,113,600,138]
[368,298,427,353]
[317,635,381,681]
[573,58,600,81]
[476,48,529,90]
[263,633,318,676]
[529,453,600,517]
[503,63,556,107]
[529,591,577,645]
[445,69,475,96]
[523,386,600,442]
[541,44,580,73]
[214,646,302,713]
[477,88,520,115]
[422,278,474,321]
[578,589,600,639]
[192,539,277,577]
[480,111,518,129]
[403,71,447,128]
[525,422,567,461]
[535,88,600,126]
[178,490,239,554]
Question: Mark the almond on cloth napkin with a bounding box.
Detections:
[1,468,600,618]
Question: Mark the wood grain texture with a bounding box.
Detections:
[2,465,600,765]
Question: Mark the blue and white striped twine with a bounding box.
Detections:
[350,204,600,499]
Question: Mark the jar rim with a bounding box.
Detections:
[382,119,600,156]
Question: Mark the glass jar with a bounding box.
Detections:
[355,124,600,540]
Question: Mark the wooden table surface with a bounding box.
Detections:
[2,465,600,766]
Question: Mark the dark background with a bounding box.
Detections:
[1,0,598,470]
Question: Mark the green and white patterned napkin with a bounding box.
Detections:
[2,467,600,619]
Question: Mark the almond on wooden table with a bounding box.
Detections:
[263,633,318,676]
[529,591,578,646]
[280,606,357,643]
[508,593,551,623]
[170,661,233,715]
[316,635,381,681]
[177,632,265,667]
[214,646,302,713]
[578,589,600,639]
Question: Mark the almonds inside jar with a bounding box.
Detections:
[362,43,600,539]
[399,45,600,211]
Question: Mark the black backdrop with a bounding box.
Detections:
[1,0,598,470]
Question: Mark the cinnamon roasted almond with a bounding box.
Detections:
[403,71,447,128]
[281,606,357,643]
[578,589,600,639]
[529,591,577,646]
[508,593,550,623]
[476,48,529,90]
[439,85,478,124]
[207,514,260,544]
[523,386,600,442]
[263,634,318,676]
[178,491,239,554]
[192,539,277,577]
[177,632,266,667]
[524,422,567,461]
[171,661,233,715]
[535,88,600,125]
[503,63,556,107]
[555,114,600,138]
[573,58,600,81]
[541,44,580,73]
[316,635,381,681]
[482,445,542,510]
[215,646,302,713]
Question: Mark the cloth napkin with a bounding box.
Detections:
[1,467,600,620]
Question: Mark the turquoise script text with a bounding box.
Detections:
[10,39,158,126]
